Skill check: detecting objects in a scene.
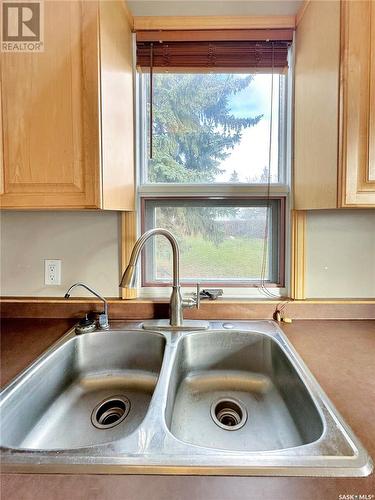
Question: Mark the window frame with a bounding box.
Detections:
[134,48,294,298]
[140,195,286,288]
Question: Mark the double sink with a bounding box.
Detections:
[0,320,372,476]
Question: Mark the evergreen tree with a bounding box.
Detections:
[148,73,262,182]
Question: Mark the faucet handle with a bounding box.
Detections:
[182,283,201,310]
[195,283,201,309]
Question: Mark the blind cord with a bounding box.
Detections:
[258,43,293,317]
[259,42,278,299]
[149,42,154,159]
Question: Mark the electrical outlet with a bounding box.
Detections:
[44,259,61,285]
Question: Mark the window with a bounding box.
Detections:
[142,198,285,287]
[142,73,284,184]
[136,34,291,295]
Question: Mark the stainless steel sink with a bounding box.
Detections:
[167,331,323,451]
[0,321,372,476]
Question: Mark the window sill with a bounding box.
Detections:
[138,287,287,300]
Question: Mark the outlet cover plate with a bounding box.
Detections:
[44,259,61,285]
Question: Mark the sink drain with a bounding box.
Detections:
[91,395,130,429]
[211,398,247,431]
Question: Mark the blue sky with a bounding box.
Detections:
[228,74,274,121]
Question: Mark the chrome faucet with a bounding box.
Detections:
[64,282,109,330]
[120,228,208,331]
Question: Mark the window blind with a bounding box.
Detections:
[136,29,293,71]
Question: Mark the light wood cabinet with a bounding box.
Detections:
[0,1,134,210]
[294,0,375,209]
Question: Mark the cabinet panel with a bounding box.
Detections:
[100,1,134,211]
[293,0,340,210]
[0,1,100,208]
[339,0,375,206]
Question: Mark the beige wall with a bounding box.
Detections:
[127,1,303,17]
[306,210,375,298]
[1,210,374,299]
[0,211,121,297]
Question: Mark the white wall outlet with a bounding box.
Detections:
[44,259,61,285]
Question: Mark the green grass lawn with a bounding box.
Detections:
[156,236,267,280]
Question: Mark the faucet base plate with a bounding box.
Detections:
[142,319,209,331]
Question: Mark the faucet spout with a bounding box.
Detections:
[120,228,184,327]
[64,282,109,330]
[120,228,180,288]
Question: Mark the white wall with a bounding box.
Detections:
[306,210,375,298]
[0,211,121,297]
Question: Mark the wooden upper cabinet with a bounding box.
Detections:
[294,0,375,209]
[0,1,134,210]
[339,0,375,207]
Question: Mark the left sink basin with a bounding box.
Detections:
[0,330,165,450]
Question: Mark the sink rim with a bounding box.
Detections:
[0,320,373,477]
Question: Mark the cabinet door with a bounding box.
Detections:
[0,1,101,208]
[339,0,375,207]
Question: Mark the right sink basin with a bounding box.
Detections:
[167,330,324,452]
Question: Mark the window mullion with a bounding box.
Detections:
[139,183,289,198]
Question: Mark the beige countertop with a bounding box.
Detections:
[0,318,374,500]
